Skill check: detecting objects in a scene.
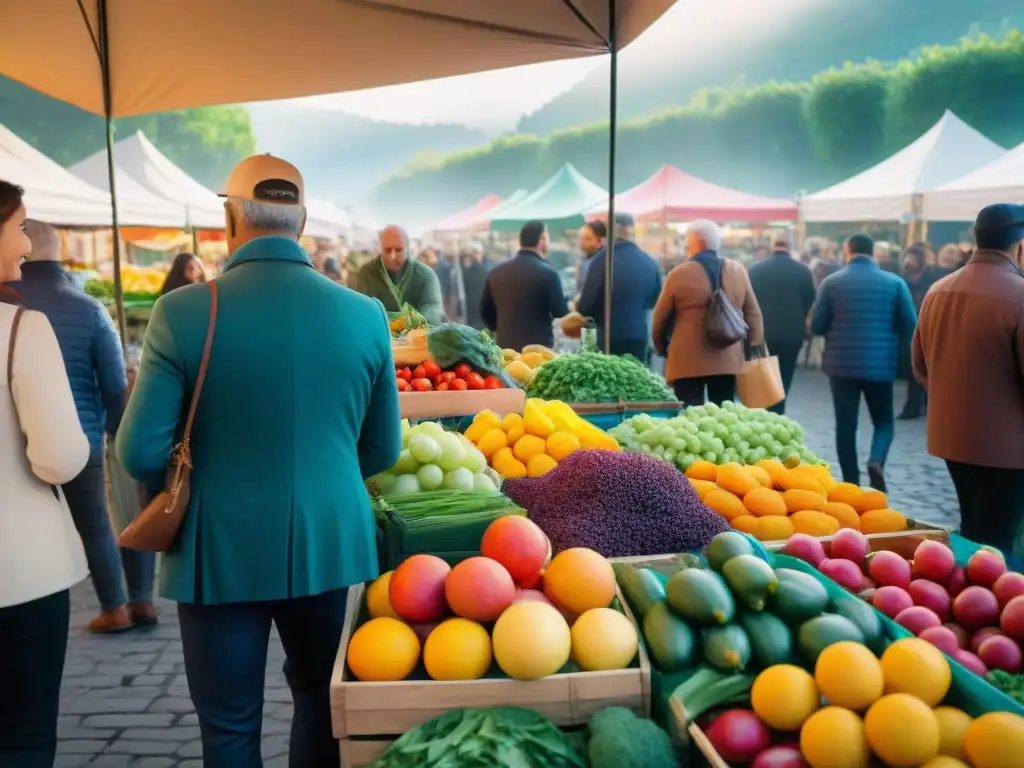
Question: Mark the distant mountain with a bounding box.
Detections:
[516,0,1023,135]
[247,104,489,206]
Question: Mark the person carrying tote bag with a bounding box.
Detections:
[736,343,786,410]
[1,180,91,765]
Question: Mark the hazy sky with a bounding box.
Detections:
[282,0,816,133]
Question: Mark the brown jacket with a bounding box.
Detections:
[912,250,1024,469]
[652,256,764,381]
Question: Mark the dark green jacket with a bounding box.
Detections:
[117,236,401,605]
[351,256,444,325]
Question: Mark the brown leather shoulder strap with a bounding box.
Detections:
[7,306,24,390]
[180,282,218,442]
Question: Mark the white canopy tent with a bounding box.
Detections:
[72,131,348,237]
[1,123,185,228]
[922,142,1024,221]
[800,111,1006,223]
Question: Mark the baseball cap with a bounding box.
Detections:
[975,203,1024,250]
[614,212,635,227]
[219,154,304,206]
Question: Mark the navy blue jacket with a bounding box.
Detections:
[480,250,568,351]
[577,240,663,345]
[10,262,127,449]
[749,251,817,347]
[811,256,917,382]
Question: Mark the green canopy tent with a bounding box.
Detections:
[489,164,608,233]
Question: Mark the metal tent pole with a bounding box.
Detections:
[602,18,618,355]
[98,0,127,349]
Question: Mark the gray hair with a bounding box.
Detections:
[24,219,61,262]
[225,196,305,237]
[378,225,410,252]
[686,219,723,252]
[770,229,792,251]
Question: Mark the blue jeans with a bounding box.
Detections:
[61,450,127,611]
[177,588,348,768]
[829,377,894,485]
[120,549,155,604]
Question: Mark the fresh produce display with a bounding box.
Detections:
[504,450,730,557]
[609,402,822,473]
[346,517,639,683]
[502,344,557,385]
[369,707,587,767]
[584,707,677,768]
[691,460,909,541]
[525,351,677,403]
[698,638,1024,768]
[462,400,619,479]
[388,303,427,337]
[395,358,505,392]
[370,419,499,494]
[781,535,1024,681]
[427,322,505,378]
[85,276,160,305]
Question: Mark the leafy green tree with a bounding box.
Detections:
[0,76,255,188]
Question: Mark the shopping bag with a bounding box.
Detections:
[736,348,785,409]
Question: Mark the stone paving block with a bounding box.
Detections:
[176,741,203,759]
[63,699,154,715]
[88,756,133,767]
[55,739,107,755]
[104,739,180,756]
[95,664,152,676]
[134,759,178,768]
[118,727,201,742]
[261,735,290,759]
[62,675,123,688]
[148,664,176,675]
[57,726,117,740]
[53,756,93,768]
[148,697,196,714]
[130,675,171,687]
[82,714,176,729]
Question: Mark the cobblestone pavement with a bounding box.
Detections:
[55,368,957,765]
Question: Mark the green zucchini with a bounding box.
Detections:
[702,624,752,672]
[768,568,829,624]
[722,555,778,611]
[612,563,666,619]
[738,611,794,667]
[642,602,697,672]
[667,568,735,626]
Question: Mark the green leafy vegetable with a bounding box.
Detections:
[525,352,677,403]
[987,670,1024,706]
[371,707,586,768]
[586,707,677,768]
[427,323,504,376]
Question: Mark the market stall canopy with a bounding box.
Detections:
[71,131,226,229]
[0,123,186,228]
[800,111,1006,223]
[0,0,676,117]
[593,165,798,224]
[921,142,1024,222]
[483,190,529,220]
[490,165,608,232]
[427,194,504,232]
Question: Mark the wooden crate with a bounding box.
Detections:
[330,583,651,742]
[667,698,729,768]
[763,519,951,557]
[398,387,525,420]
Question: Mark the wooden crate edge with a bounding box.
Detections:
[331,583,366,739]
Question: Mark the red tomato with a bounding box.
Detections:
[422,360,441,379]
[396,378,410,392]
[439,371,457,384]
[396,367,412,382]
[435,382,449,391]
[412,365,427,380]
[483,375,503,389]
[450,378,468,391]
[466,372,486,390]
[410,377,433,392]
[454,363,472,379]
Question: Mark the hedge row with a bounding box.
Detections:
[370,33,1024,219]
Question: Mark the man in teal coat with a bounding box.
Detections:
[116,154,401,767]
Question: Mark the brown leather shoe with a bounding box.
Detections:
[86,606,133,634]
[129,602,159,627]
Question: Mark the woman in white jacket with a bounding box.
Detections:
[0,180,90,766]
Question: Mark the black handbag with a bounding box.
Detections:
[696,255,748,349]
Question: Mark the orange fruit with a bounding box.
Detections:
[347,617,420,682]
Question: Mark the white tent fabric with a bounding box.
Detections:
[0,124,185,228]
[800,111,1006,223]
[71,131,226,229]
[72,132,346,237]
[922,142,1024,221]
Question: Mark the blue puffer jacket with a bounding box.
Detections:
[811,256,918,382]
[9,262,127,449]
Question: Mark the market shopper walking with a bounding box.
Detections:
[811,233,917,492]
[897,244,940,420]
[0,181,91,767]
[160,252,207,294]
[117,155,402,768]
[652,220,764,406]
[748,230,816,414]
[577,213,662,363]
[350,225,444,324]
[8,220,137,633]
[913,204,1024,561]
[480,220,568,352]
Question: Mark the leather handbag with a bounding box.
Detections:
[696,256,748,349]
[119,281,218,552]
